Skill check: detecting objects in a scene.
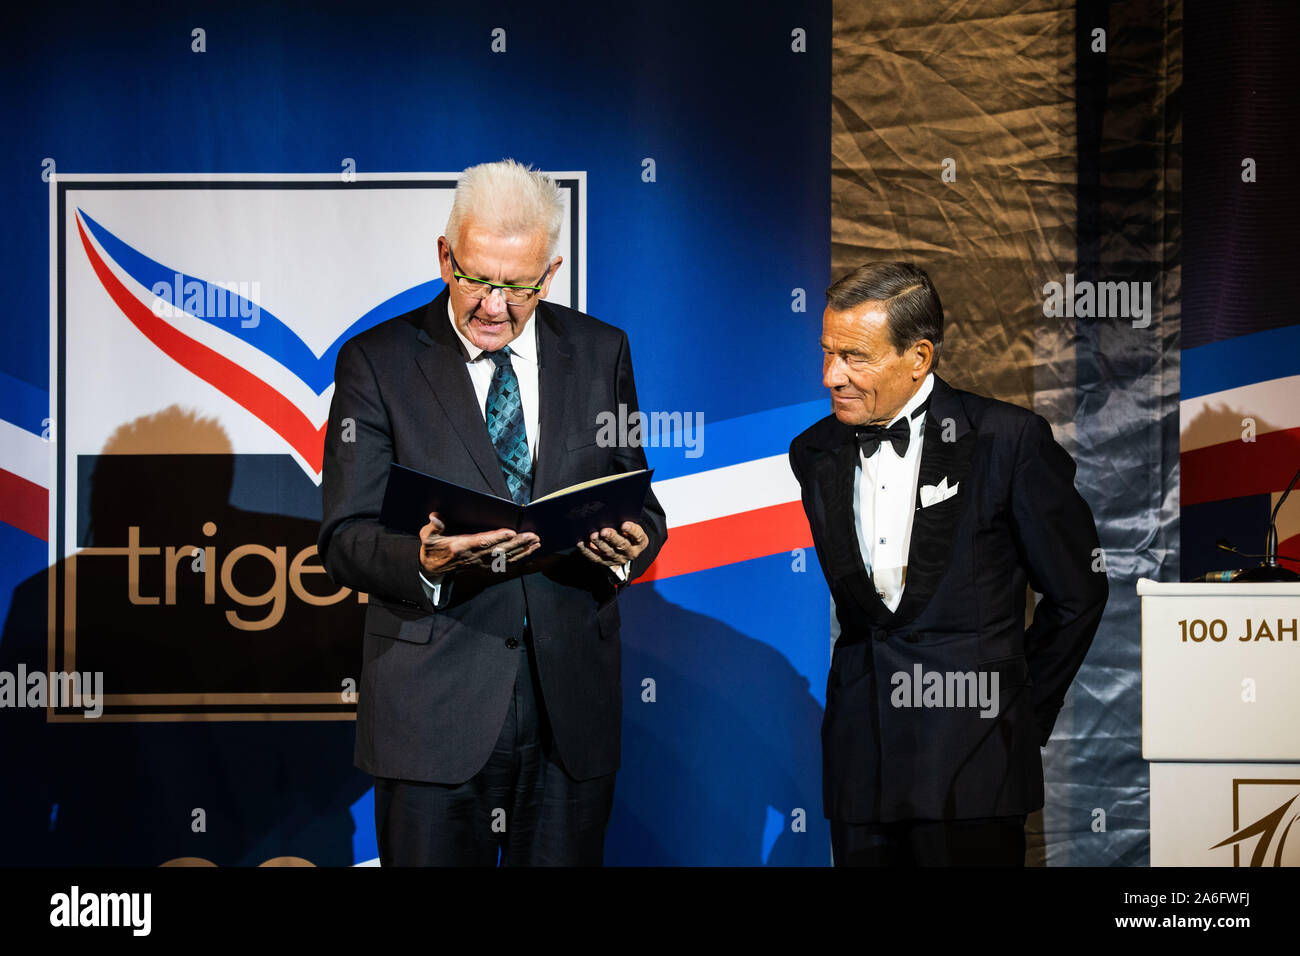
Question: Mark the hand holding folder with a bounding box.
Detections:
[380,462,655,560]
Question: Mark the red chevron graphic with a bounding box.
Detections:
[76,214,326,473]
[0,467,47,540]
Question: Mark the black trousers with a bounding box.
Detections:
[374,631,616,866]
[831,815,1027,866]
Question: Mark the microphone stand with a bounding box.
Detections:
[1235,465,1300,582]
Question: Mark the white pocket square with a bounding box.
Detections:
[919,477,960,508]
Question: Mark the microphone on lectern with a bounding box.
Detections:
[1232,464,1300,583]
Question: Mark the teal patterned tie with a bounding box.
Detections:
[485,347,532,504]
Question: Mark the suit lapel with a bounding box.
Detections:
[414,289,513,500]
[529,302,576,499]
[809,424,892,623]
[892,374,976,624]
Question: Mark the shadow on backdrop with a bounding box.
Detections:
[0,410,371,866]
[607,584,830,865]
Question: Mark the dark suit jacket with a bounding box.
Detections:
[318,288,667,784]
[789,374,1107,822]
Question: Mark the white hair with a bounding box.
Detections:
[445,159,566,258]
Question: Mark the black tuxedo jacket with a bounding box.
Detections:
[318,288,667,784]
[789,374,1107,822]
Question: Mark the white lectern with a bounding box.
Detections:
[1139,579,1300,866]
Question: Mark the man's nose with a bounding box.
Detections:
[824,356,848,388]
[481,288,508,316]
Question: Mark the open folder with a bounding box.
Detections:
[379,462,654,557]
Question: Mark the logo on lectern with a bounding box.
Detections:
[1210,779,1300,866]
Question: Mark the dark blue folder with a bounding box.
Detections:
[379,462,654,557]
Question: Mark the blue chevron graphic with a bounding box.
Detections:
[77,208,441,395]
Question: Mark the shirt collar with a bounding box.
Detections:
[887,372,934,429]
[446,295,538,365]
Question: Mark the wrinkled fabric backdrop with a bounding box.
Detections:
[831,0,1182,865]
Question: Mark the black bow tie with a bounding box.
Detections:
[854,398,929,459]
[855,418,912,458]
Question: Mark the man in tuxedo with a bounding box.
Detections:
[788,261,1108,866]
[318,159,666,866]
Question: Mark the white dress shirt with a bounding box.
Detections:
[447,296,542,461]
[420,298,627,606]
[852,372,934,612]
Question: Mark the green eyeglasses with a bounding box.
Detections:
[448,246,550,305]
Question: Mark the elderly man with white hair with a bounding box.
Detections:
[319,159,667,866]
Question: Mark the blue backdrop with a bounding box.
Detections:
[0,0,832,865]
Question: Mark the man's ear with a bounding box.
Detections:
[912,339,934,378]
[539,255,564,298]
[436,236,454,285]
